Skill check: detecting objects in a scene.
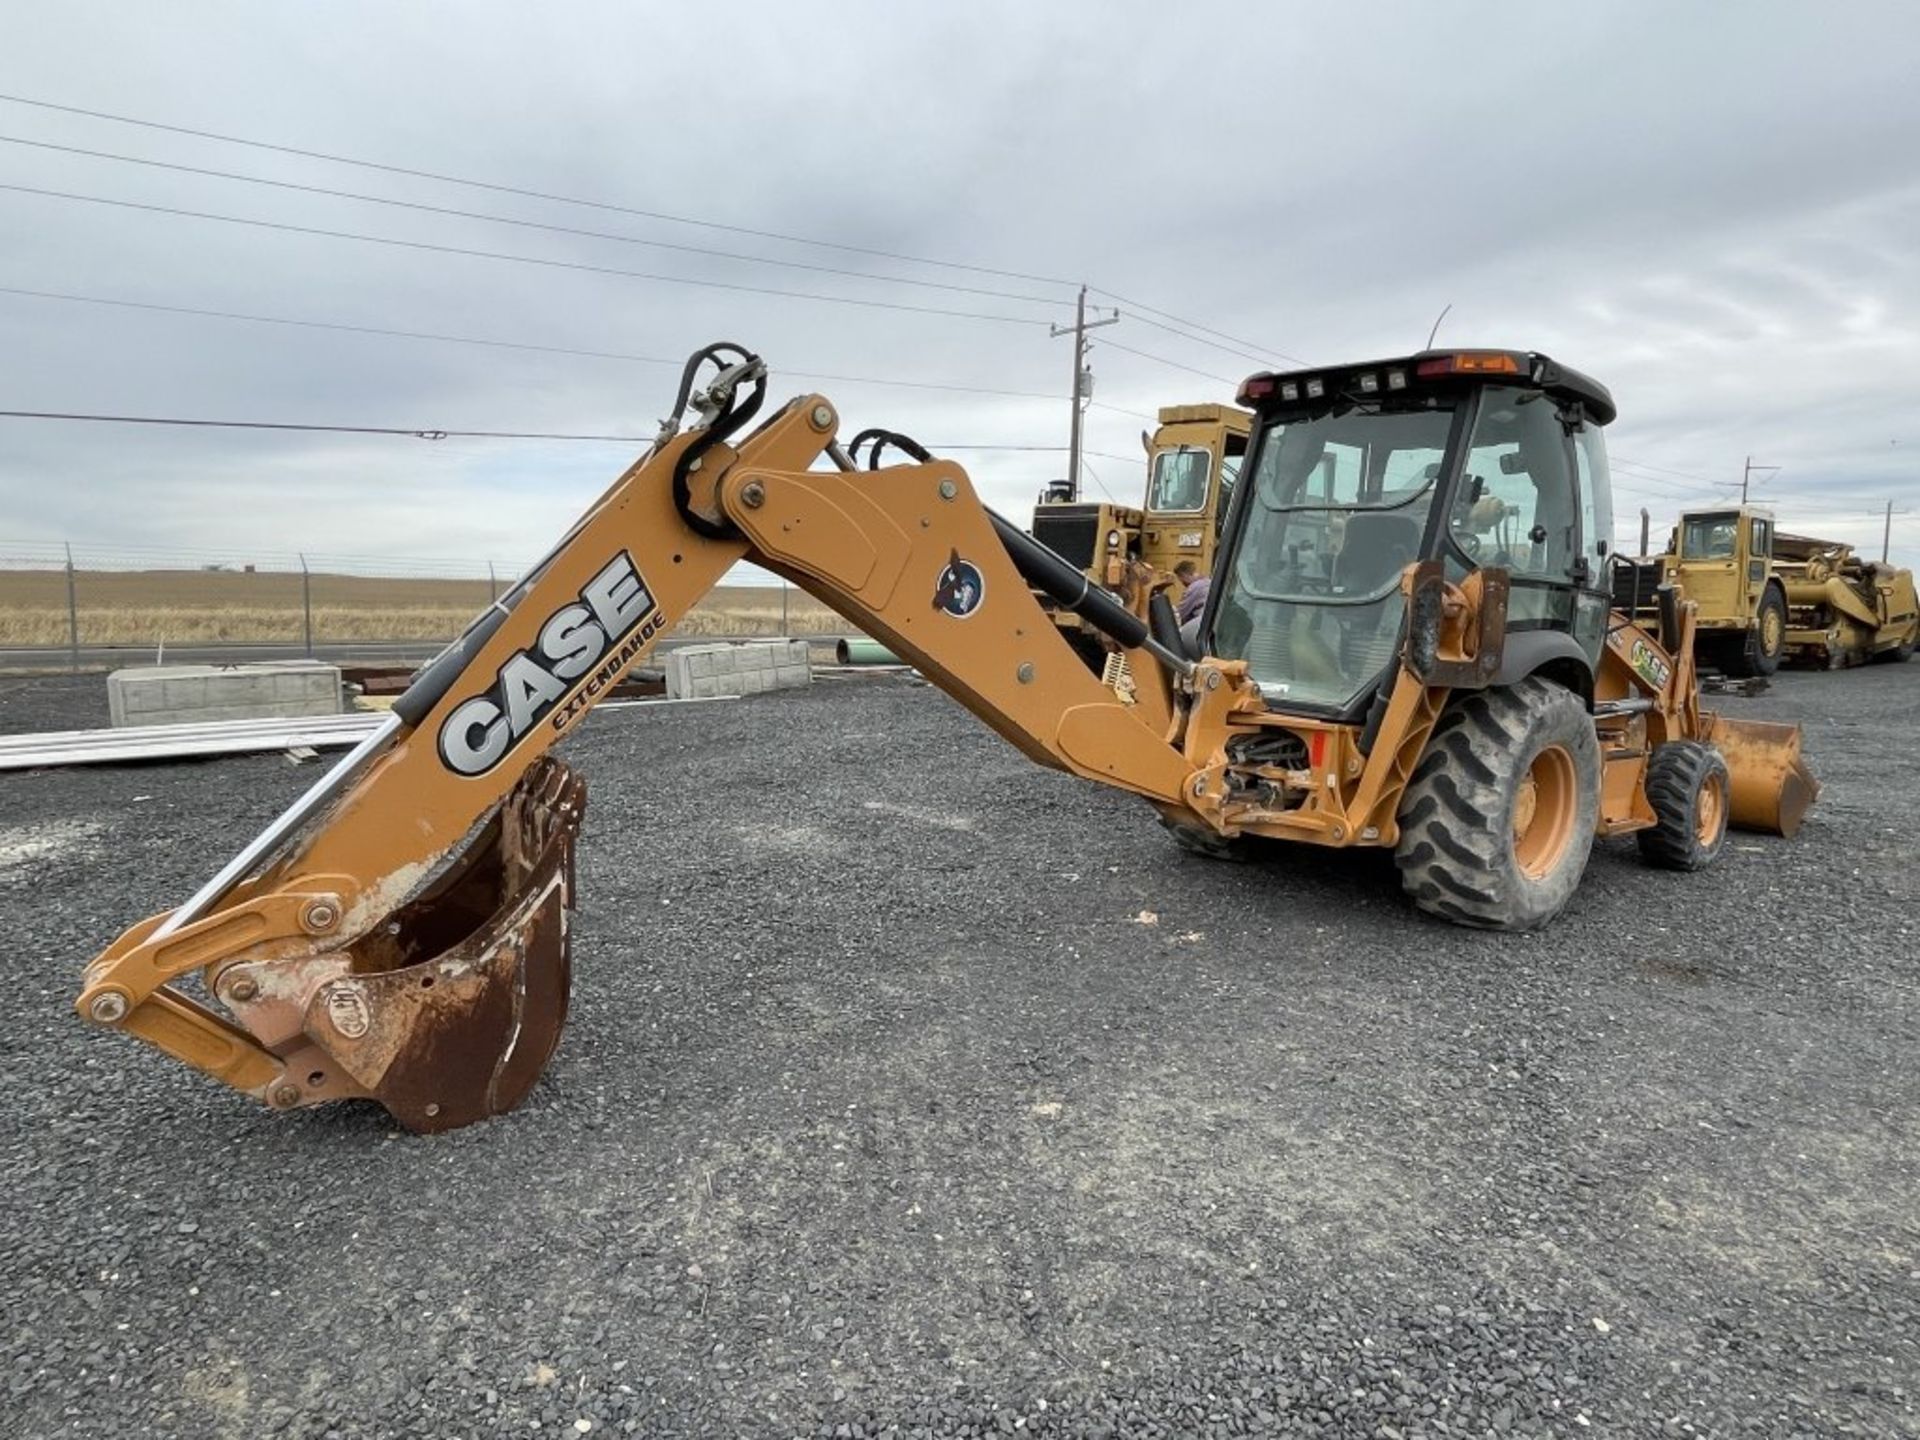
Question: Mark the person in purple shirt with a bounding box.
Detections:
[1173,560,1211,624]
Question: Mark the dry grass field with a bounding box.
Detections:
[0,569,846,647]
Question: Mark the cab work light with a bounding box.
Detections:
[1416,351,1522,378]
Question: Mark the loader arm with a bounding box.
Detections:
[76,351,1221,1131]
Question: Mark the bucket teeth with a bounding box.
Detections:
[307,758,586,1133]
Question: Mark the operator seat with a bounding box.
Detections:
[1333,512,1421,595]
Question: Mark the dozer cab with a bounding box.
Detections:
[1031,403,1249,668]
[76,343,1819,1134]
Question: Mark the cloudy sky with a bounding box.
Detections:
[3,0,1917,578]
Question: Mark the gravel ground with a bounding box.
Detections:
[2,668,1916,1438]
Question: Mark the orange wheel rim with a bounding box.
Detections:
[1513,744,1578,880]
[1695,772,1726,846]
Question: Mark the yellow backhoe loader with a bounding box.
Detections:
[75,344,1819,1133]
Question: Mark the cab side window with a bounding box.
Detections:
[1454,391,1579,580]
[1572,420,1613,584]
[1749,516,1772,580]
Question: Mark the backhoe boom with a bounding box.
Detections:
[76,353,1206,1129]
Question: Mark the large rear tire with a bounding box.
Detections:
[1636,740,1730,871]
[1750,585,1787,675]
[1393,677,1601,930]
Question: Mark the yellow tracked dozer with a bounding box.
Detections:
[77,344,1819,1132]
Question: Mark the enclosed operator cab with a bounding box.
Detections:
[1669,506,1786,676]
[1139,404,1252,579]
[1202,350,1616,719]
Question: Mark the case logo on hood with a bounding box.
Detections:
[439,551,663,776]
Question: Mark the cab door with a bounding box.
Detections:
[1746,515,1773,608]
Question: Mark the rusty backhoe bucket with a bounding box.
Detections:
[1703,713,1821,838]
[213,758,587,1133]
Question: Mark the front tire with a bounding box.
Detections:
[1394,678,1601,930]
[1636,740,1730,871]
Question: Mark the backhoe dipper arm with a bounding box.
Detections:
[75,352,1219,1131]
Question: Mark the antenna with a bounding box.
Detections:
[1425,302,1453,350]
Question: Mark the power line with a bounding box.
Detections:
[1607,460,1724,499]
[0,286,1070,403]
[1609,454,1720,486]
[1090,285,1309,368]
[1076,457,1118,504]
[1096,338,1236,386]
[0,183,1055,328]
[0,410,1151,463]
[1112,306,1308,371]
[0,133,1072,310]
[0,91,1076,289]
[0,409,647,442]
[0,92,1302,379]
[1087,400,1159,422]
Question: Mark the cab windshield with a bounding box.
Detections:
[1210,403,1455,709]
[1680,513,1740,559]
[1147,446,1211,513]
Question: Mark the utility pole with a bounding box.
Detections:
[1741,455,1780,503]
[1885,499,1895,563]
[1050,286,1119,501]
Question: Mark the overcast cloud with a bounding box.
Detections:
[3,0,1917,575]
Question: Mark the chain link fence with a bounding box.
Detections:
[0,542,842,670]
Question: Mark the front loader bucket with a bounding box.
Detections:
[274,758,587,1133]
[1703,713,1820,838]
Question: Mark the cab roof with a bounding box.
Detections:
[1237,349,1616,426]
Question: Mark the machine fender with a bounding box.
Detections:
[1493,630,1595,705]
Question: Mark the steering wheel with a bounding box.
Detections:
[1453,528,1482,559]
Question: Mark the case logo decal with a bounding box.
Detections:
[933,549,986,619]
[1628,637,1672,691]
[439,551,662,776]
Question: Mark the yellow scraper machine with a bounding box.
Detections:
[1615,504,1918,673]
[76,343,1819,1131]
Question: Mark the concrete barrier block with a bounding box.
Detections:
[661,641,808,700]
[662,652,686,698]
[108,662,341,728]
